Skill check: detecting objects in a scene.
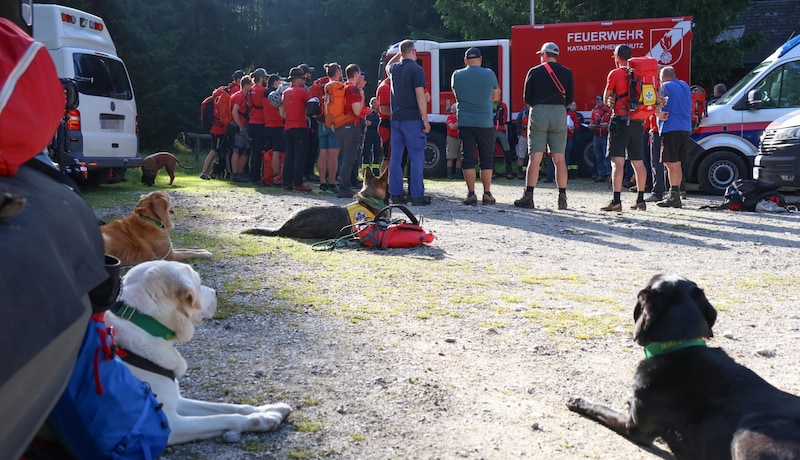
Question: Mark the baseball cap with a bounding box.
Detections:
[613,44,632,60]
[232,69,244,80]
[288,66,306,79]
[252,67,267,79]
[536,42,560,56]
[360,72,369,86]
[464,47,482,59]
[299,63,315,75]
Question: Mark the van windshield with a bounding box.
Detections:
[72,53,133,100]
[716,60,772,105]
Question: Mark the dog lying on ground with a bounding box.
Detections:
[567,274,800,459]
[101,190,212,265]
[241,168,389,239]
[141,151,192,186]
[104,260,292,444]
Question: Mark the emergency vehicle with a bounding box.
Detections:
[382,17,693,178]
[32,4,141,184]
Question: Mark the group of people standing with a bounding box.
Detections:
[199,38,694,213]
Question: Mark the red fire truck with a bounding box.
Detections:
[381,17,693,177]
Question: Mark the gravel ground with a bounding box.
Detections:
[97,176,800,459]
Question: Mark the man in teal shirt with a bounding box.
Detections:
[451,47,500,205]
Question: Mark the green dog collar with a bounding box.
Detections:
[115,302,175,340]
[644,338,706,358]
[137,214,165,228]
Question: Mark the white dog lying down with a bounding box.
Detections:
[104,260,292,444]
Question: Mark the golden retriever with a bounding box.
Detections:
[105,261,291,444]
[100,191,212,266]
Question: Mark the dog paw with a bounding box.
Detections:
[244,409,290,432]
[256,402,292,419]
[566,396,590,413]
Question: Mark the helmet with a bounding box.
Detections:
[306,97,321,117]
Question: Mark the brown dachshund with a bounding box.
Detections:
[141,152,192,186]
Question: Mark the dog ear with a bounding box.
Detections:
[690,285,717,337]
[175,266,202,318]
[150,192,174,229]
[364,167,375,180]
[633,288,655,343]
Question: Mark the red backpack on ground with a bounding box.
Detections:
[691,85,708,131]
[626,57,660,121]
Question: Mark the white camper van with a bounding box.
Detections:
[32,3,141,184]
[691,36,800,195]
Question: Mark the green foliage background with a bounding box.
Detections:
[40,0,757,150]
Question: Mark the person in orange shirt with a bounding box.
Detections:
[247,67,268,184]
[281,67,312,192]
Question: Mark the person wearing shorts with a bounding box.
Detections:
[445,104,462,179]
[263,74,286,186]
[451,47,500,205]
[514,42,574,210]
[655,65,693,208]
[600,44,649,212]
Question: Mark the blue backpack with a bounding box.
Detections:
[46,313,170,459]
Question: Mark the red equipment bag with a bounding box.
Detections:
[626,56,660,121]
[356,204,434,249]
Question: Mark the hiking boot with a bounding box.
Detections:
[680,191,687,199]
[390,193,408,204]
[644,193,663,202]
[337,187,355,199]
[517,169,526,180]
[482,192,496,205]
[630,200,647,211]
[293,184,313,192]
[463,192,478,206]
[200,172,210,180]
[514,190,534,208]
[558,194,567,210]
[600,200,622,212]
[657,191,682,208]
[411,196,432,206]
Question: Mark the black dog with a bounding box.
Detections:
[567,274,800,460]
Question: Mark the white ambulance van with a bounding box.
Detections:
[32,3,141,184]
[693,35,800,195]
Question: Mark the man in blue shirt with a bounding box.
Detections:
[451,47,500,205]
[655,66,692,208]
[385,39,431,206]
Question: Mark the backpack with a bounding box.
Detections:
[46,312,170,459]
[625,57,660,121]
[309,77,329,120]
[306,97,321,118]
[324,80,348,129]
[704,179,786,212]
[690,85,708,131]
[211,86,232,128]
[200,94,215,132]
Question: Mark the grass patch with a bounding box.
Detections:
[351,434,366,441]
[522,307,623,339]
[293,419,323,433]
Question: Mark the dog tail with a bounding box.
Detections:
[241,227,280,236]
[175,157,193,170]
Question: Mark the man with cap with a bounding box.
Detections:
[299,64,320,182]
[385,39,431,206]
[247,67,268,184]
[230,69,244,94]
[514,41,574,210]
[451,46,500,205]
[587,94,612,182]
[599,44,649,212]
[281,66,312,192]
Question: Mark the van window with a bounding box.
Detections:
[72,53,133,100]
[755,60,800,108]
[717,60,770,105]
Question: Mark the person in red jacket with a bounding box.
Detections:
[263,74,286,186]
[587,95,612,182]
[247,67,268,184]
[230,76,253,182]
[376,76,392,173]
[281,67,312,192]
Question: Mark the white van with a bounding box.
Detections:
[32,4,141,184]
[690,35,800,195]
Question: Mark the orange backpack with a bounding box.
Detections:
[324,80,348,129]
[690,85,708,131]
[211,86,232,128]
[626,57,660,121]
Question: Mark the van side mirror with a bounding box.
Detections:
[747,89,762,110]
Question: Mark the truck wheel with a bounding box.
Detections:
[577,142,596,178]
[424,131,447,178]
[697,150,748,196]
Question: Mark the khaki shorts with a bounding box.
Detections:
[528,104,567,154]
[446,135,463,160]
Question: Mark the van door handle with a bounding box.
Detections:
[112,143,119,148]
